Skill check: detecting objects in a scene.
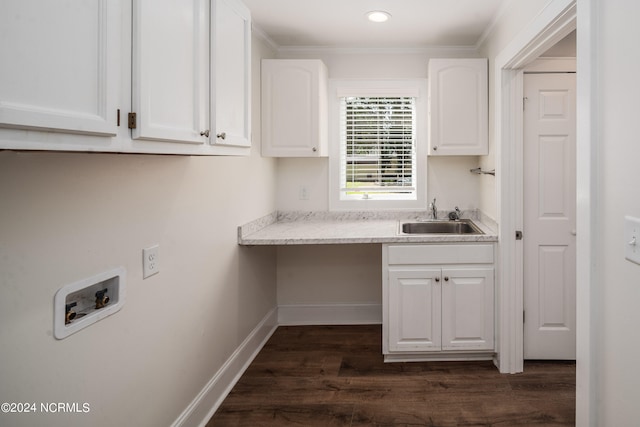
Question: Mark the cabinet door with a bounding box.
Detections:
[212,0,251,148]
[132,0,209,144]
[261,60,328,157]
[0,0,120,137]
[428,58,488,155]
[388,268,441,352]
[441,268,494,351]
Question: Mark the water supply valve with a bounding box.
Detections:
[65,302,77,325]
[95,289,110,309]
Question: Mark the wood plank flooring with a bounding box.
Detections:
[207,325,575,426]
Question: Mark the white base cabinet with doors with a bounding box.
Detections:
[261,59,328,157]
[428,58,488,156]
[382,243,495,362]
[0,0,251,155]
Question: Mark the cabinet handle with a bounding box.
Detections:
[200,130,210,137]
[217,132,226,140]
[435,277,440,282]
[444,276,449,282]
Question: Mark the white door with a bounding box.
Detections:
[523,73,576,360]
[0,0,120,136]
[132,0,209,144]
[212,0,251,147]
[441,268,494,351]
[388,268,441,352]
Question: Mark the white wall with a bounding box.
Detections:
[0,34,278,427]
[477,0,550,220]
[593,0,640,423]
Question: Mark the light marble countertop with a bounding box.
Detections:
[238,211,498,246]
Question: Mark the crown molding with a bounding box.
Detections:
[251,23,279,52]
[275,45,479,56]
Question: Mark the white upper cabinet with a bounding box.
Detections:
[0,0,251,155]
[428,58,488,156]
[132,0,209,145]
[212,0,251,148]
[0,0,121,139]
[261,59,328,157]
[132,0,251,154]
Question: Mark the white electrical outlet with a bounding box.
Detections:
[143,245,160,278]
[299,185,309,200]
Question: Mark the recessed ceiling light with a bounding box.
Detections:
[366,10,391,23]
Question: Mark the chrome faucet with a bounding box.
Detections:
[429,198,437,219]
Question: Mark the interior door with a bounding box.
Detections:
[523,72,576,360]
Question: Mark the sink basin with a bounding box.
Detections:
[399,219,484,235]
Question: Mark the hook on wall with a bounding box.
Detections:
[470,167,496,176]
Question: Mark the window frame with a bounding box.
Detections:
[329,79,427,211]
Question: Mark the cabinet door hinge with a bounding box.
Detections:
[128,112,137,129]
[516,230,523,240]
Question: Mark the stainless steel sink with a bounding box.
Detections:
[399,219,484,235]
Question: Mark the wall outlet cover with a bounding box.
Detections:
[143,245,160,278]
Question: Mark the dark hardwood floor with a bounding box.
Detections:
[207,325,575,426]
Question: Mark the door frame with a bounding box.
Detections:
[495,0,597,424]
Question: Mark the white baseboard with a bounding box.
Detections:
[278,303,382,325]
[171,307,278,427]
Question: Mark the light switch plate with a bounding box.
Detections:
[624,216,640,265]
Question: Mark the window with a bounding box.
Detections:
[329,80,427,210]
[340,96,416,200]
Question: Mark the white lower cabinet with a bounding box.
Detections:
[383,244,495,362]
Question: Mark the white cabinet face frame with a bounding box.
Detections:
[0,0,120,137]
[211,0,251,148]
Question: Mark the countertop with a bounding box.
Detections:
[238,211,498,246]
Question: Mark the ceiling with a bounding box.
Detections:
[242,0,508,49]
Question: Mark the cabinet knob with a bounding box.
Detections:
[444,276,449,282]
[435,277,440,282]
[433,146,438,151]
[312,147,317,152]
[217,132,226,140]
[200,130,210,137]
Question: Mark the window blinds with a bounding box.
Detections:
[339,96,416,198]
